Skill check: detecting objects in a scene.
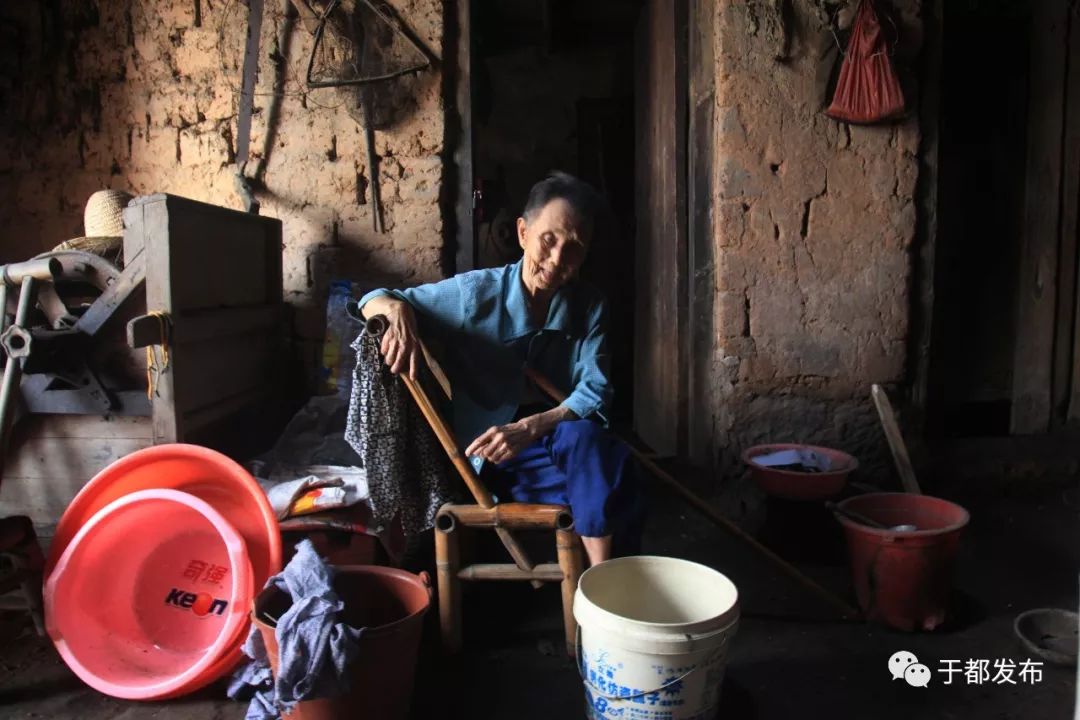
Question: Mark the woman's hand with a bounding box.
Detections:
[364,297,421,379]
[465,406,576,464]
[465,419,538,464]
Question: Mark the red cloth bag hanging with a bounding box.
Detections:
[826,0,906,124]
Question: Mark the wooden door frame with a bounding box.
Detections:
[686,0,716,465]
[450,0,476,274]
[632,0,690,458]
[1011,0,1079,433]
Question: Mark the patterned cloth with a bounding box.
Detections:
[344,321,452,535]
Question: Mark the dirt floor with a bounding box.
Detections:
[0,473,1076,719]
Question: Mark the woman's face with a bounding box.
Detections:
[517,198,590,293]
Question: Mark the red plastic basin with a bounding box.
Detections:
[45,489,253,699]
[46,444,282,695]
[743,443,857,501]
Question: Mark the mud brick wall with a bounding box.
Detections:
[0,0,446,380]
[709,0,924,481]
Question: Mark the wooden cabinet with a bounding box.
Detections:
[2,194,290,536]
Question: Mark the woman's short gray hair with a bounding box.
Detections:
[521,171,600,227]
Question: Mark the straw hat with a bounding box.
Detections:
[52,189,133,262]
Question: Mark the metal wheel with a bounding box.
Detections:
[29,251,122,330]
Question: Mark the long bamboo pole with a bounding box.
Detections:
[524,367,859,620]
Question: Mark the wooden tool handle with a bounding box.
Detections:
[871,384,922,495]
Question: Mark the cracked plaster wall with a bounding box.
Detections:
[711,0,923,478]
[0,0,445,381]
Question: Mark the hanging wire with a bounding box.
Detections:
[303,0,431,88]
[214,0,348,110]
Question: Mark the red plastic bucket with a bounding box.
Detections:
[252,566,431,720]
[834,493,969,631]
[45,489,253,699]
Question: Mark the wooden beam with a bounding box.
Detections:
[633,0,688,457]
[451,0,475,273]
[134,200,181,444]
[1065,3,1080,421]
[1011,0,1069,433]
[687,0,716,466]
[911,0,943,436]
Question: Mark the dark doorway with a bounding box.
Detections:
[469,0,642,424]
[931,0,1032,438]
[930,0,1080,439]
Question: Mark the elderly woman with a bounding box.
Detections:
[358,172,640,566]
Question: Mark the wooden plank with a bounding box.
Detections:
[182,385,272,437]
[1011,0,1069,434]
[10,414,153,440]
[165,196,281,311]
[128,305,282,348]
[871,385,923,495]
[0,435,153,527]
[452,0,475,273]
[5,436,151,479]
[171,335,276,414]
[136,198,182,444]
[687,0,715,466]
[633,0,687,457]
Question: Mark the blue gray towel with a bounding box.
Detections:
[227,540,364,720]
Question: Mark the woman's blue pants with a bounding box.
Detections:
[494,419,644,546]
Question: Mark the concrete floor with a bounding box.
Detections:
[1,474,1076,719]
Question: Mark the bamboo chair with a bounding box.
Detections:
[363,316,585,656]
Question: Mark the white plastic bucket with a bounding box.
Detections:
[573,556,739,720]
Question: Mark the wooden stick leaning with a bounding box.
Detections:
[870,384,922,495]
[399,367,539,578]
[524,367,860,620]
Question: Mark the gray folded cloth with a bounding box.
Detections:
[227,540,364,719]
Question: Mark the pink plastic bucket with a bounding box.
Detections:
[44,489,253,699]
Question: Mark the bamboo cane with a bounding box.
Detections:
[457,563,564,582]
[364,316,539,580]
[439,503,574,530]
[434,519,462,652]
[556,528,584,655]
